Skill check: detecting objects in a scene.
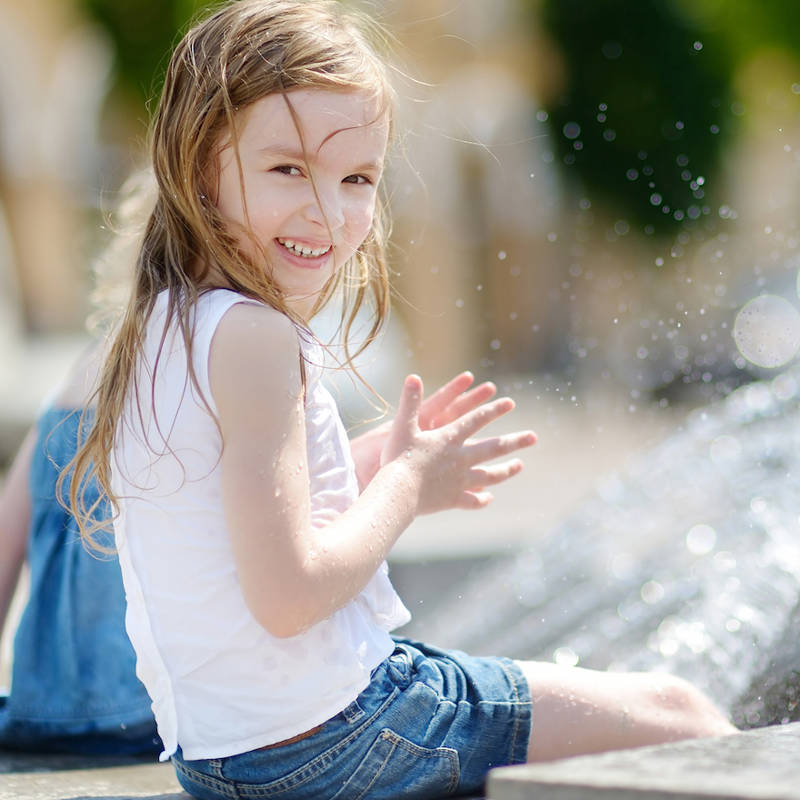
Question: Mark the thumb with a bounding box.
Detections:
[393,374,424,436]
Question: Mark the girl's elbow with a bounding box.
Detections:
[247,595,316,639]
[262,617,306,639]
[240,568,327,637]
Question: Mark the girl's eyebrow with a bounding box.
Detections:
[257,143,307,160]
[351,159,384,174]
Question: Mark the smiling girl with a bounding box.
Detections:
[68,2,734,798]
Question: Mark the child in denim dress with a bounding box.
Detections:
[67,2,735,797]
[0,348,159,755]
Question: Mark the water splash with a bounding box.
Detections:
[400,367,800,727]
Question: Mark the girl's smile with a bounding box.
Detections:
[215,88,389,318]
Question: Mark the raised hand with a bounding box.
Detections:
[381,374,536,514]
[351,371,497,491]
[417,371,497,430]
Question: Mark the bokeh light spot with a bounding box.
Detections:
[733,295,800,369]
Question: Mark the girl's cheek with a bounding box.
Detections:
[357,202,377,233]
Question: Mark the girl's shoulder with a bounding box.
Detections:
[193,289,299,349]
[199,288,322,365]
[208,296,304,396]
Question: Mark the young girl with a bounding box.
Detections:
[69,1,735,797]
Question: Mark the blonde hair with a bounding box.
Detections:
[67,0,395,548]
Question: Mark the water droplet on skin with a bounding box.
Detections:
[554,647,579,667]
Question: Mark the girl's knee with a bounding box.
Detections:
[645,674,736,738]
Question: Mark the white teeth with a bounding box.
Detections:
[278,238,331,258]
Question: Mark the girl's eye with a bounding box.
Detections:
[274,165,303,177]
[343,174,372,185]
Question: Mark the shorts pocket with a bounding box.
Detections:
[330,728,459,800]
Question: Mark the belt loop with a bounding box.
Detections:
[207,758,225,778]
[342,700,365,724]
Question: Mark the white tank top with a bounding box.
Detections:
[111,289,410,761]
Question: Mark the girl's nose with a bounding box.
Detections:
[303,187,345,232]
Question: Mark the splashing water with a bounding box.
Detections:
[399,367,800,728]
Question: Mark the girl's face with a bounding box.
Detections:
[215,88,389,319]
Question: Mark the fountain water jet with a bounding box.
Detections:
[398,369,800,729]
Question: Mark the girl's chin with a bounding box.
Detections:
[282,285,330,317]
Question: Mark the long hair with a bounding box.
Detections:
[66,0,395,548]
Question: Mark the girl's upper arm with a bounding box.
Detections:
[208,303,312,634]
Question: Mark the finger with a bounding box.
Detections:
[464,430,537,463]
[457,489,494,510]
[428,382,497,429]
[465,458,525,489]
[393,374,424,436]
[419,372,474,428]
[452,396,517,441]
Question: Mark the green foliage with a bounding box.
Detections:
[537,0,737,236]
[79,0,216,105]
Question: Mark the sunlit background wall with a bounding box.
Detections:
[1,0,799,440]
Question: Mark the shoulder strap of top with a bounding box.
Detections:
[190,289,263,417]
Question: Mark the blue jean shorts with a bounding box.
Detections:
[172,637,531,799]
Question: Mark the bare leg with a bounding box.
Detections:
[515,660,737,763]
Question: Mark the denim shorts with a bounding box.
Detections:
[172,637,531,799]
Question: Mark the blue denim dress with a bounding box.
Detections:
[0,407,159,754]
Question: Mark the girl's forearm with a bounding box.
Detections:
[348,422,390,492]
[254,459,418,637]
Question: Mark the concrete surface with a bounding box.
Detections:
[0,753,189,800]
[487,723,800,800]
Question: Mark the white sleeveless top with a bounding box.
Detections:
[111,289,410,761]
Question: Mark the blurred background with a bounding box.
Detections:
[0,0,799,554]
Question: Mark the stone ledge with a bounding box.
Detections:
[0,751,485,799]
[487,723,800,800]
[0,754,190,800]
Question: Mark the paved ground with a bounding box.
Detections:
[0,754,189,800]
